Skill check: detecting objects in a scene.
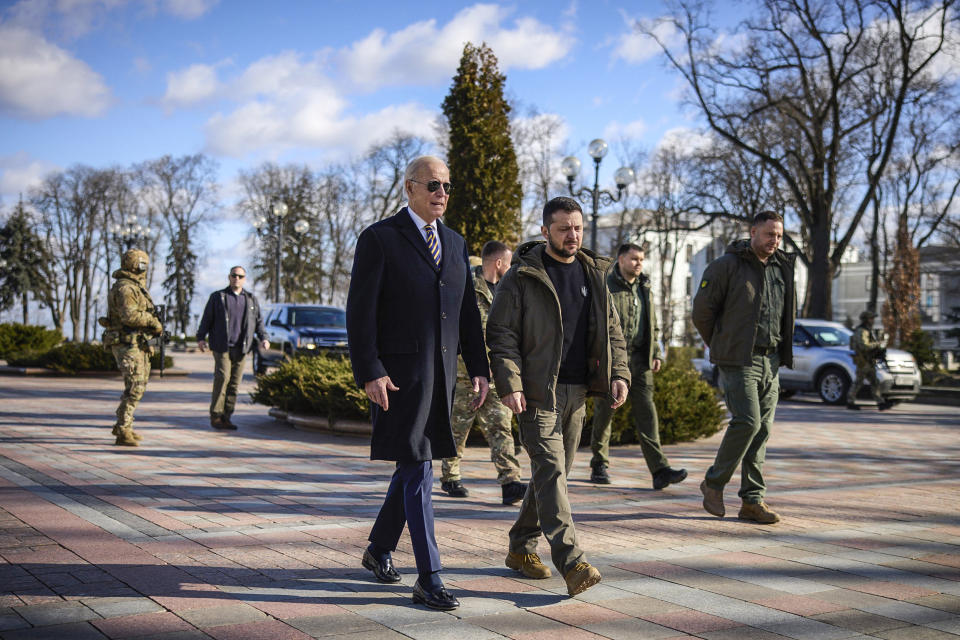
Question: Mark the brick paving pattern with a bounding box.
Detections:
[0,350,958,639]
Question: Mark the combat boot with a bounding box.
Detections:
[114,428,140,447]
[112,424,142,441]
[505,551,551,579]
[564,561,601,596]
[738,501,780,524]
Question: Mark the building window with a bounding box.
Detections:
[686,244,693,261]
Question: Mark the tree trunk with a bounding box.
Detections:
[803,216,833,319]
[21,292,28,325]
[868,194,881,313]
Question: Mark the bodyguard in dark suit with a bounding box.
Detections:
[346,156,489,611]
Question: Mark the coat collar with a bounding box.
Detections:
[394,206,446,272]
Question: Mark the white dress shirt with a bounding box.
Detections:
[408,207,442,264]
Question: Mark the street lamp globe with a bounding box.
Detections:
[252,216,266,230]
[614,166,636,189]
[587,138,609,160]
[561,156,581,179]
[293,219,309,235]
[272,202,288,218]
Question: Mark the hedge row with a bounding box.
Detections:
[253,346,724,446]
[7,341,172,374]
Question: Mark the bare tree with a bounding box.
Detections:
[643,0,958,318]
[512,107,568,235]
[361,132,429,222]
[136,155,218,337]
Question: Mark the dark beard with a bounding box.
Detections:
[548,236,578,259]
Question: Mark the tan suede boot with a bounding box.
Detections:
[738,501,780,524]
[505,551,552,579]
[114,429,140,447]
[564,562,601,596]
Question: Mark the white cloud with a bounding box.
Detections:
[160,0,218,20]
[162,62,222,109]
[603,118,647,141]
[654,126,712,153]
[0,25,112,118]
[0,152,59,203]
[339,3,571,91]
[613,16,680,65]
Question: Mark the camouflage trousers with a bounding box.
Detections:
[441,377,522,485]
[112,344,151,432]
[848,363,883,405]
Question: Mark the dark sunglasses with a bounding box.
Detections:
[409,179,452,194]
[229,273,246,279]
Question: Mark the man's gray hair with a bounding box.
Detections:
[404,156,446,182]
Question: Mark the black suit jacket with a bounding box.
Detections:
[346,209,488,462]
[196,288,267,354]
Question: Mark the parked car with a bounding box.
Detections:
[692,318,921,405]
[253,304,348,374]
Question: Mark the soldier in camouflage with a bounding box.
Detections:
[101,249,162,446]
[440,241,527,506]
[847,310,892,411]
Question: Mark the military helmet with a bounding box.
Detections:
[121,249,149,274]
[859,310,877,322]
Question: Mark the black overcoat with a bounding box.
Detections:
[345,209,488,462]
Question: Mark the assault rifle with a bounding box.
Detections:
[153,304,171,378]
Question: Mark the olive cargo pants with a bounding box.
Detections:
[590,365,669,474]
[210,345,246,419]
[509,383,587,575]
[705,351,779,504]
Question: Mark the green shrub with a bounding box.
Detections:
[583,346,724,446]
[901,329,939,370]
[8,342,172,373]
[251,353,369,422]
[0,323,62,359]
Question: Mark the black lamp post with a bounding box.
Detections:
[252,202,309,303]
[110,214,154,253]
[561,138,635,253]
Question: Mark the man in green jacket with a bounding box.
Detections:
[487,196,630,597]
[590,243,687,490]
[692,211,796,525]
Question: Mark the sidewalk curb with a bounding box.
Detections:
[0,365,189,378]
[267,407,371,436]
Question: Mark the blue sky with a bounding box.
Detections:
[0,0,718,301]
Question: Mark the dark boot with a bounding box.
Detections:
[846,402,861,410]
[590,464,611,484]
[441,480,469,497]
[652,467,688,490]
[501,481,526,505]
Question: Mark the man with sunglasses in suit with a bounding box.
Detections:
[197,266,269,430]
[346,156,489,611]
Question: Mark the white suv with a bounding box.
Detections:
[780,318,921,404]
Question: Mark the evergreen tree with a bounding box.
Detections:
[0,201,49,324]
[442,42,522,254]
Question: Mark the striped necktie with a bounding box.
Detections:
[424,225,440,267]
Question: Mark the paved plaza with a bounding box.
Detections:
[0,350,959,639]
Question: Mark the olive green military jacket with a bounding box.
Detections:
[456,265,494,381]
[104,269,162,347]
[486,241,631,410]
[692,239,796,368]
[607,264,662,370]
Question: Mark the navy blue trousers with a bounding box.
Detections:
[368,460,441,575]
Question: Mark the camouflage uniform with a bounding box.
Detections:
[101,249,162,446]
[848,312,885,407]
[440,266,522,486]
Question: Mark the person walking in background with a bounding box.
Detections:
[440,240,526,506]
[197,266,269,430]
[589,243,687,490]
[346,156,489,611]
[101,249,163,447]
[486,196,630,597]
[847,310,892,411]
[692,211,796,525]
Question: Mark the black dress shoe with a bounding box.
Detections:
[653,467,688,490]
[361,549,401,583]
[501,481,526,505]
[441,480,469,497]
[412,580,459,610]
[590,464,611,484]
